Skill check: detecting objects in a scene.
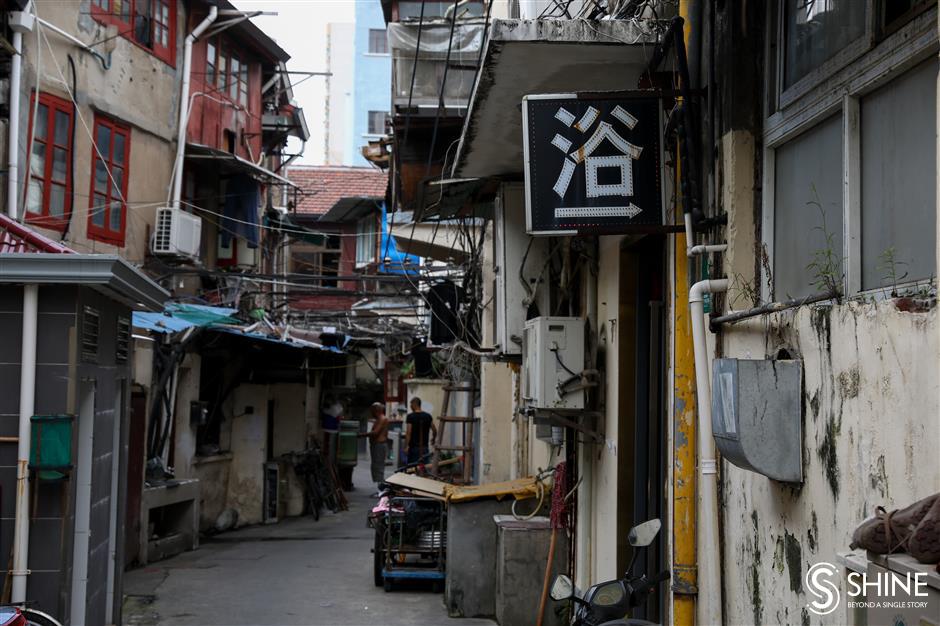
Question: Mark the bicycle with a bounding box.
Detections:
[282,443,343,521]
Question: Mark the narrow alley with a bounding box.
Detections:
[123,460,496,626]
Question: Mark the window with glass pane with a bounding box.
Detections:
[25,93,73,229]
[217,51,228,91]
[90,0,174,64]
[367,111,386,135]
[229,56,240,100]
[773,115,844,299]
[368,29,388,54]
[860,59,937,290]
[783,0,865,89]
[153,0,170,47]
[239,62,249,107]
[356,217,376,266]
[87,116,131,245]
[292,236,342,287]
[206,41,217,85]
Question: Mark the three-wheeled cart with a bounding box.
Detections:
[371,494,445,592]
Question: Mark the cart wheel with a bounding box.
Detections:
[373,527,385,587]
[384,577,394,592]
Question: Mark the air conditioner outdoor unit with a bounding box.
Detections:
[522,316,585,412]
[152,207,202,257]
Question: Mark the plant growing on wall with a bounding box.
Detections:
[805,186,844,299]
[876,246,910,298]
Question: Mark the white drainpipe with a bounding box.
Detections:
[7,10,35,219]
[689,277,728,626]
[6,29,22,219]
[170,6,218,209]
[12,284,38,603]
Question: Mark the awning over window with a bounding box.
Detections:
[452,19,660,179]
[185,143,298,188]
[0,254,168,311]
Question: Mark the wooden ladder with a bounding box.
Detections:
[431,383,478,484]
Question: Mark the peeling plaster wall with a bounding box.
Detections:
[719,302,939,626]
[480,361,513,482]
[721,131,760,307]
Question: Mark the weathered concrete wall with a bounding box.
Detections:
[171,353,200,479]
[270,383,308,516]
[479,361,513,483]
[17,1,181,262]
[191,455,232,531]
[719,301,939,625]
[227,385,268,526]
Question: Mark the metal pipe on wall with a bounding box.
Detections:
[11,284,38,603]
[170,6,219,210]
[6,9,32,219]
[688,278,727,626]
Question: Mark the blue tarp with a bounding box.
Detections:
[133,303,345,353]
[132,303,239,334]
[379,203,421,275]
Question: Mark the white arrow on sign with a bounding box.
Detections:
[554,204,644,219]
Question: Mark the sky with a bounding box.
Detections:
[235,0,359,165]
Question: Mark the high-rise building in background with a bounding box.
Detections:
[324,22,354,165]
[325,1,391,166]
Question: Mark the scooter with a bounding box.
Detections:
[550,519,670,626]
[0,606,62,626]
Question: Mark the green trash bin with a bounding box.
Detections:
[337,420,360,467]
[29,414,74,480]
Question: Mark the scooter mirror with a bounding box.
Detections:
[550,574,574,600]
[628,519,662,547]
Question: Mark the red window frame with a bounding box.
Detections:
[89,0,176,67]
[86,116,131,246]
[24,92,74,231]
[206,39,251,111]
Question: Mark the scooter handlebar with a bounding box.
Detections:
[648,571,671,586]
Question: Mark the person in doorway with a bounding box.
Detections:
[404,397,436,465]
[359,402,390,494]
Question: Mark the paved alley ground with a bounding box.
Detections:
[123,459,496,626]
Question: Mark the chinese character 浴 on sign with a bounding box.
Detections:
[523,95,662,235]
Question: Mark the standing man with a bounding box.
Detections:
[360,402,390,494]
[404,397,436,465]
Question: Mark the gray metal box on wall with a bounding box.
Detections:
[711,358,802,483]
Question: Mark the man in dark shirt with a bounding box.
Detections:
[404,397,436,465]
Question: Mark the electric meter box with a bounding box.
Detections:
[522,317,585,412]
[711,358,803,483]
